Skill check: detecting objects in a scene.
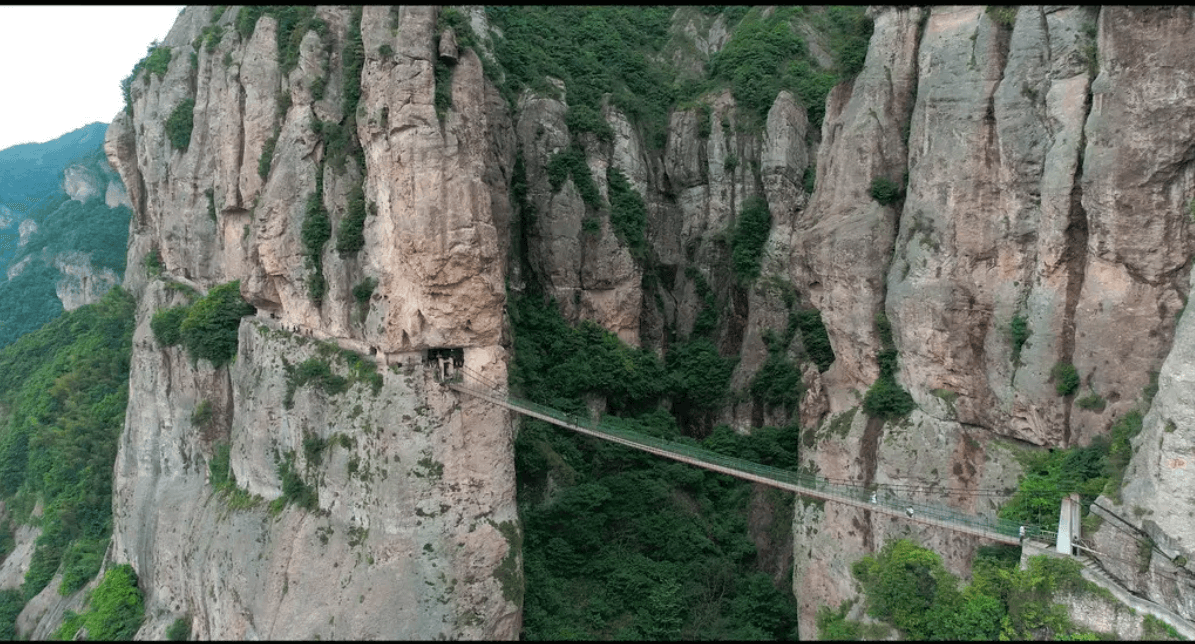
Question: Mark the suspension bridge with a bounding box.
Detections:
[443,365,1041,546]
[433,361,1195,637]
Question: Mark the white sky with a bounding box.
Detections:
[0,5,185,152]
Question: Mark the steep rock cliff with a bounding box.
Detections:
[104,5,518,639]
[87,4,1195,639]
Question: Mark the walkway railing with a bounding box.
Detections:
[446,379,1050,546]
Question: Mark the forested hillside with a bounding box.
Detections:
[0,124,131,348]
[0,287,136,637]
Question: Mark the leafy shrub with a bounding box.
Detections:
[708,8,808,124]
[434,56,456,121]
[166,616,191,641]
[863,313,915,420]
[257,132,277,180]
[277,452,318,511]
[143,249,164,277]
[209,443,232,488]
[151,306,189,347]
[820,6,873,78]
[284,358,349,409]
[795,309,834,372]
[121,45,171,114]
[336,183,367,253]
[750,352,804,411]
[564,104,614,143]
[486,7,676,149]
[666,338,736,417]
[51,564,144,641]
[606,167,648,260]
[0,588,22,640]
[1103,410,1144,501]
[986,6,1018,29]
[731,195,772,282]
[1000,438,1110,527]
[379,44,393,58]
[179,281,256,367]
[1075,392,1106,412]
[1052,362,1080,396]
[862,378,916,420]
[166,99,196,151]
[696,103,712,139]
[301,175,331,304]
[352,276,377,305]
[688,268,719,339]
[191,399,213,427]
[1009,314,1029,363]
[59,537,107,595]
[869,176,903,205]
[546,147,602,209]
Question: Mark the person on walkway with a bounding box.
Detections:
[906,507,914,518]
[1019,525,1025,544]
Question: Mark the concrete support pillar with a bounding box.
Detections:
[1057,492,1082,555]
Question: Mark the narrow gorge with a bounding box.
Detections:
[3,4,1195,640]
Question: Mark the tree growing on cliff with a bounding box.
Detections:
[178,281,255,367]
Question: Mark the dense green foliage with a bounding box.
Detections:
[1001,408,1144,526]
[151,305,189,347]
[828,539,1102,640]
[1053,362,1080,396]
[708,7,810,124]
[235,7,326,75]
[869,176,904,206]
[352,276,377,305]
[51,564,145,641]
[275,452,319,512]
[705,6,871,128]
[1010,314,1029,363]
[178,281,256,368]
[510,293,798,639]
[863,313,915,420]
[166,99,196,151]
[731,195,772,282]
[795,309,834,372]
[606,167,648,260]
[284,358,349,408]
[335,182,367,253]
[0,589,21,640]
[546,147,602,210]
[166,616,191,641]
[0,288,134,629]
[301,174,331,304]
[487,6,676,148]
[121,45,171,115]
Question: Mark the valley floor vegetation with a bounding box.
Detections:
[0,287,138,637]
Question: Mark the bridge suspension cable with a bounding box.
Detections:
[445,371,1049,546]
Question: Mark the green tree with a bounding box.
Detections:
[179,281,256,367]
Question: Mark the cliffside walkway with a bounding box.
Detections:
[445,376,1037,546]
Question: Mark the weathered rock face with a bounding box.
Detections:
[53,251,120,311]
[786,5,1195,637]
[103,5,519,640]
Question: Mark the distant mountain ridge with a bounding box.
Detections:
[0,122,131,348]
